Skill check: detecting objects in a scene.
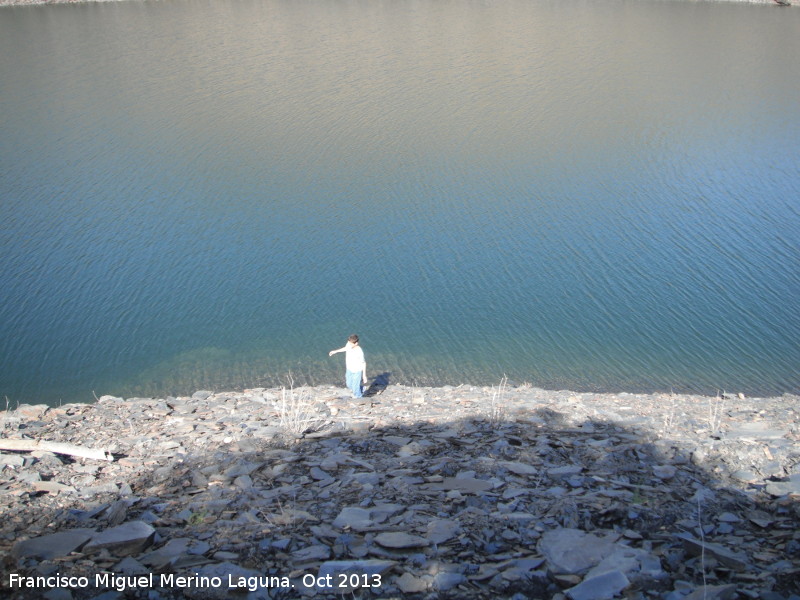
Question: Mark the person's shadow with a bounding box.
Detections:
[363,372,391,398]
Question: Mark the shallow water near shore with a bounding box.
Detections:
[1,0,799,405]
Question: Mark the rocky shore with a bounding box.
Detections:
[1,383,798,599]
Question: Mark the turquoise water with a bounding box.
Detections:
[1,0,799,405]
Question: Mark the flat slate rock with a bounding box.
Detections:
[539,528,619,575]
[725,422,788,440]
[566,569,630,600]
[12,528,95,560]
[333,507,373,531]
[677,533,750,570]
[426,519,461,544]
[764,473,800,497]
[429,476,494,493]
[292,544,331,562]
[315,560,397,593]
[683,584,738,600]
[374,532,430,549]
[83,521,155,556]
[499,461,538,475]
[396,571,429,593]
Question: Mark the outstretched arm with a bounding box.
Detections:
[329,346,347,356]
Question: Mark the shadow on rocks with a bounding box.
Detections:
[1,390,798,600]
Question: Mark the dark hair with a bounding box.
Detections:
[348,334,359,344]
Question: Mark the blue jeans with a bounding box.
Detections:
[346,370,363,398]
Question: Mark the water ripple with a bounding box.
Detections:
[1,0,799,404]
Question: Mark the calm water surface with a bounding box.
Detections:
[1,0,799,404]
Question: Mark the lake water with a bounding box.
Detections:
[1,0,798,405]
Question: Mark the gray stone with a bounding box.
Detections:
[224,461,262,478]
[315,560,397,593]
[152,465,173,483]
[396,572,429,593]
[194,562,279,597]
[539,529,618,575]
[43,590,72,600]
[13,403,50,419]
[398,441,424,456]
[566,570,630,600]
[17,471,42,483]
[683,584,737,600]
[12,529,95,560]
[653,465,677,480]
[319,454,345,470]
[426,519,461,544]
[585,546,663,581]
[765,474,800,497]
[213,551,239,561]
[351,472,380,485]
[691,449,707,466]
[677,534,749,570]
[383,436,412,447]
[83,521,155,556]
[500,461,538,475]
[233,474,253,490]
[748,510,774,528]
[139,538,192,568]
[32,481,76,494]
[333,507,373,531]
[731,469,760,483]
[716,523,734,535]
[104,500,130,526]
[726,422,787,440]
[310,466,333,481]
[548,465,584,480]
[431,477,493,493]
[269,538,291,551]
[374,531,430,549]
[760,594,788,600]
[192,390,214,400]
[114,557,149,575]
[188,541,211,555]
[433,571,466,591]
[79,482,119,496]
[717,512,740,523]
[368,503,405,521]
[0,453,25,467]
[292,544,331,562]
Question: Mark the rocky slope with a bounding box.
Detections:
[1,383,798,599]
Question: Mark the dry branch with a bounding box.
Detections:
[0,438,113,461]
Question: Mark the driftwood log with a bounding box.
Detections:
[0,438,113,461]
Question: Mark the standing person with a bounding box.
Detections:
[329,334,368,398]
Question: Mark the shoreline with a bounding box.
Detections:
[11,367,799,410]
[1,383,798,598]
[8,362,799,410]
[7,378,798,413]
